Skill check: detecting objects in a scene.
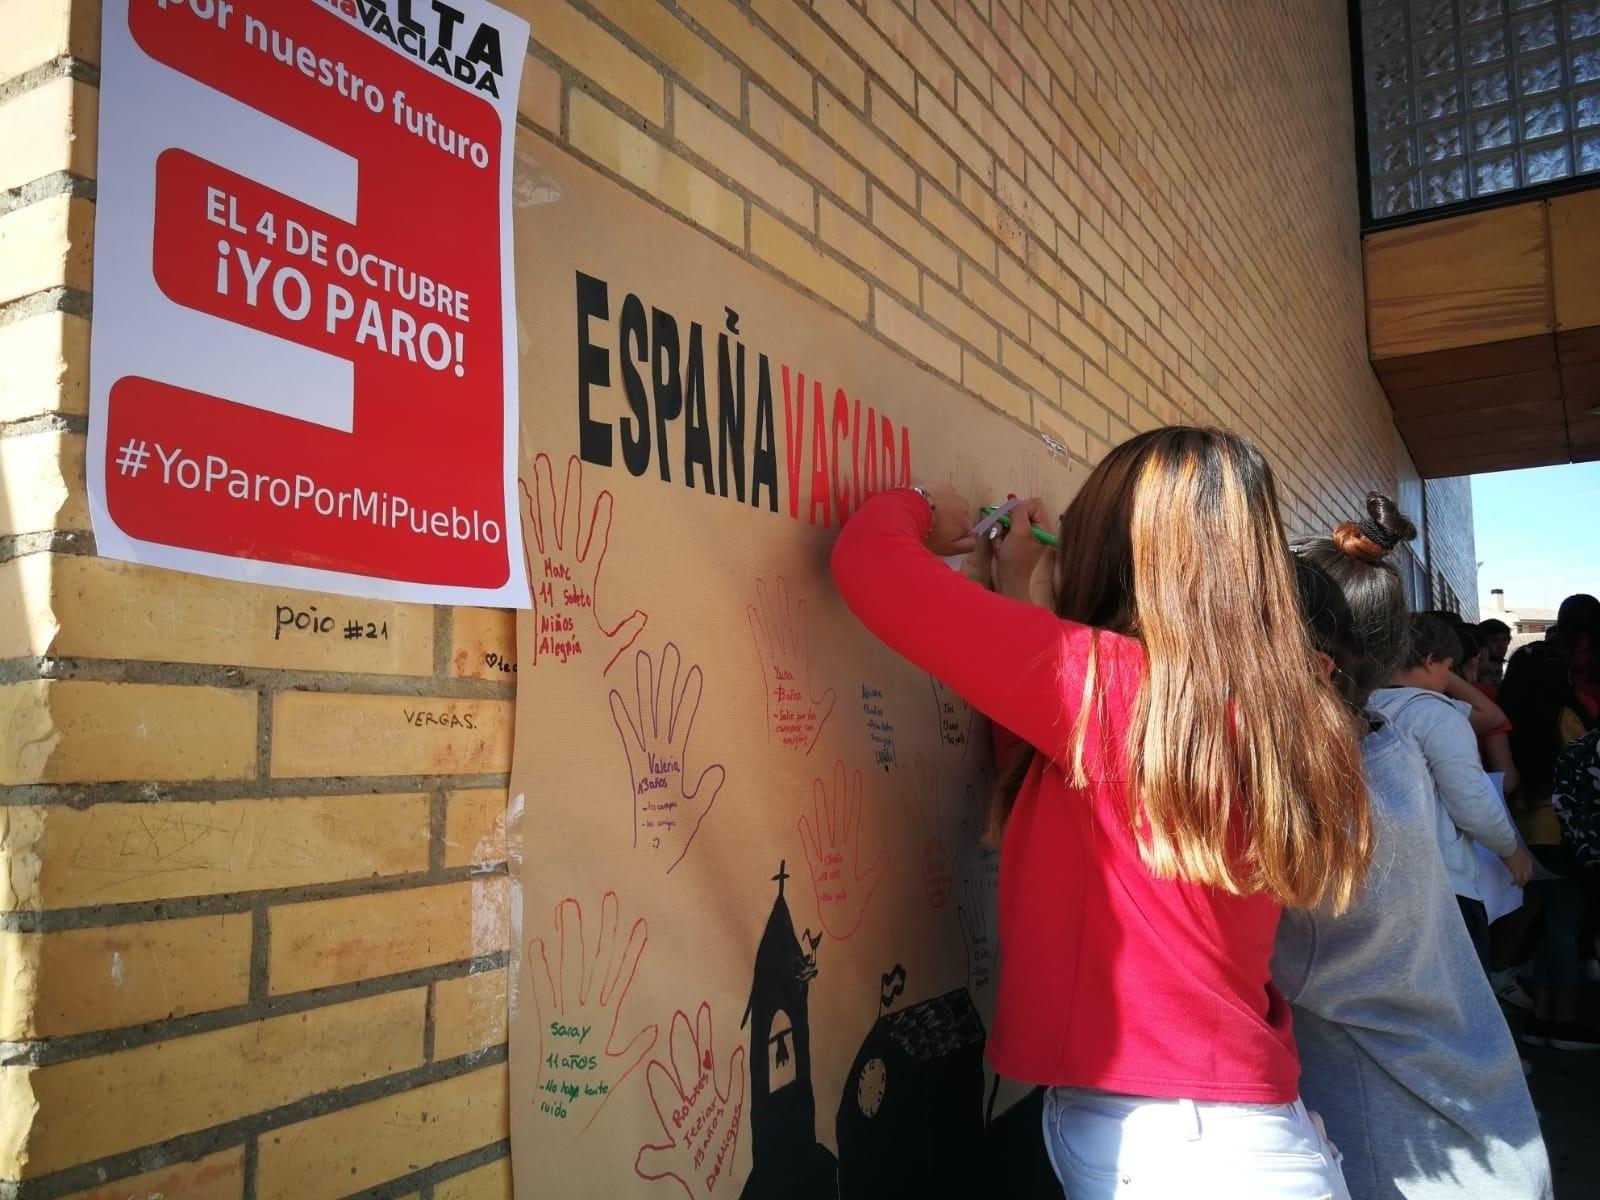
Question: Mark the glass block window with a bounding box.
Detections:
[1362,0,1600,218]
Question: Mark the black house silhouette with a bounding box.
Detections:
[835,986,985,1199]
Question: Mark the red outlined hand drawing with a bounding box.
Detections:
[799,760,889,940]
[609,643,726,873]
[529,892,656,1136]
[1008,452,1046,509]
[747,577,835,754]
[947,452,984,503]
[634,1001,746,1198]
[902,753,952,909]
[521,452,647,674]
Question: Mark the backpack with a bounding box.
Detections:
[1552,727,1600,869]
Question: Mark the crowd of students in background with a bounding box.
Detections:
[830,426,1595,1198]
[1374,598,1600,1053]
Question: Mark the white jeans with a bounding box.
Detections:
[1042,1087,1351,1200]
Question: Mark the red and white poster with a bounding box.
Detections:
[89,0,530,606]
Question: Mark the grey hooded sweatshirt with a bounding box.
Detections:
[1272,721,1550,1200]
[1369,686,1519,901]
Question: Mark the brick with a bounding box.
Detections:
[270,693,513,778]
[958,169,1025,262]
[0,430,86,537]
[999,250,1058,324]
[451,607,517,680]
[919,181,996,275]
[9,989,425,1177]
[256,1065,506,1200]
[863,185,953,288]
[445,788,507,868]
[962,351,1031,423]
[916,0,992,99]
[0,559,36,660]
[1029,315,1086,386]
[816,0,915,103]
[750,87,867,212]
[1023,4,1077,94]
[0,0,100,78]
[994,167,1055,251]
[674,86,813,229]
[435,1158,512,1200]
[959,260,1029,339]
[1076,218,1126,288]
[0,76,96,193]
[1,915,250,1040]
[865,0,956,104]
[875,291,960,381]
[0,194,92,305]
[679,0,813,114]
[1026,154,1079,241]
[0,310,88,422]
[1053,380,1113,438]
[956,77,1023,177]
[534,1,663,124]
[750,209,869,321]
[25,555,434,673]
[567,95,745,247]
[956,0,1027,101]
[57,1148,245,1200]
[992,81,1052,171]
[0,793,430,911]
[1107,349,1150,405]
[269,878,509,994]
[1082,361,1130,420]
[818,91,915,205]
[924,276,999,360]
[1001,333,1060,404]
[516,55,561,134]
[753,0,865,109]
[1054,230,1107,302]
[868,81,956,193]
[1025,242,1084,314]
[588,0,741,115]
[1057,303,1107,368]
[917,79,994,187]
[820,199,918,299]
[0,681,256,786]
[433,968,508,1061]
[991,0,1051,94]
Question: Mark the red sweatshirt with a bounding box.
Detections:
[831,489,1299,1103]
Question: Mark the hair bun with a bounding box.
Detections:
[1364,492,1418,545]
[1331,522,1388,562]
[1330,493,1416,563]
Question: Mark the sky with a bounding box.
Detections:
[1472,461,1600,615]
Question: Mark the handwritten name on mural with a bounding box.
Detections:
[402,708,477,729]
[273,601,389,642]
[572,272,913,526]
[538,1022,607,1120]
[861,684,897,770]
[534,555,592,663]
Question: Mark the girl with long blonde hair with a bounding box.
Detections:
[831,427,1366,1198]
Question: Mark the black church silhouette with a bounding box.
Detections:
[739,862,839,1199]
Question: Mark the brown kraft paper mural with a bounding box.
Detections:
[509,137,1081,1199]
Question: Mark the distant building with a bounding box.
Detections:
[1484,589,1558,655]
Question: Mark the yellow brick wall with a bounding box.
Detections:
[0,0,1451,1196]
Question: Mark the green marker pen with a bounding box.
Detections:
[978,506,1060,548]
